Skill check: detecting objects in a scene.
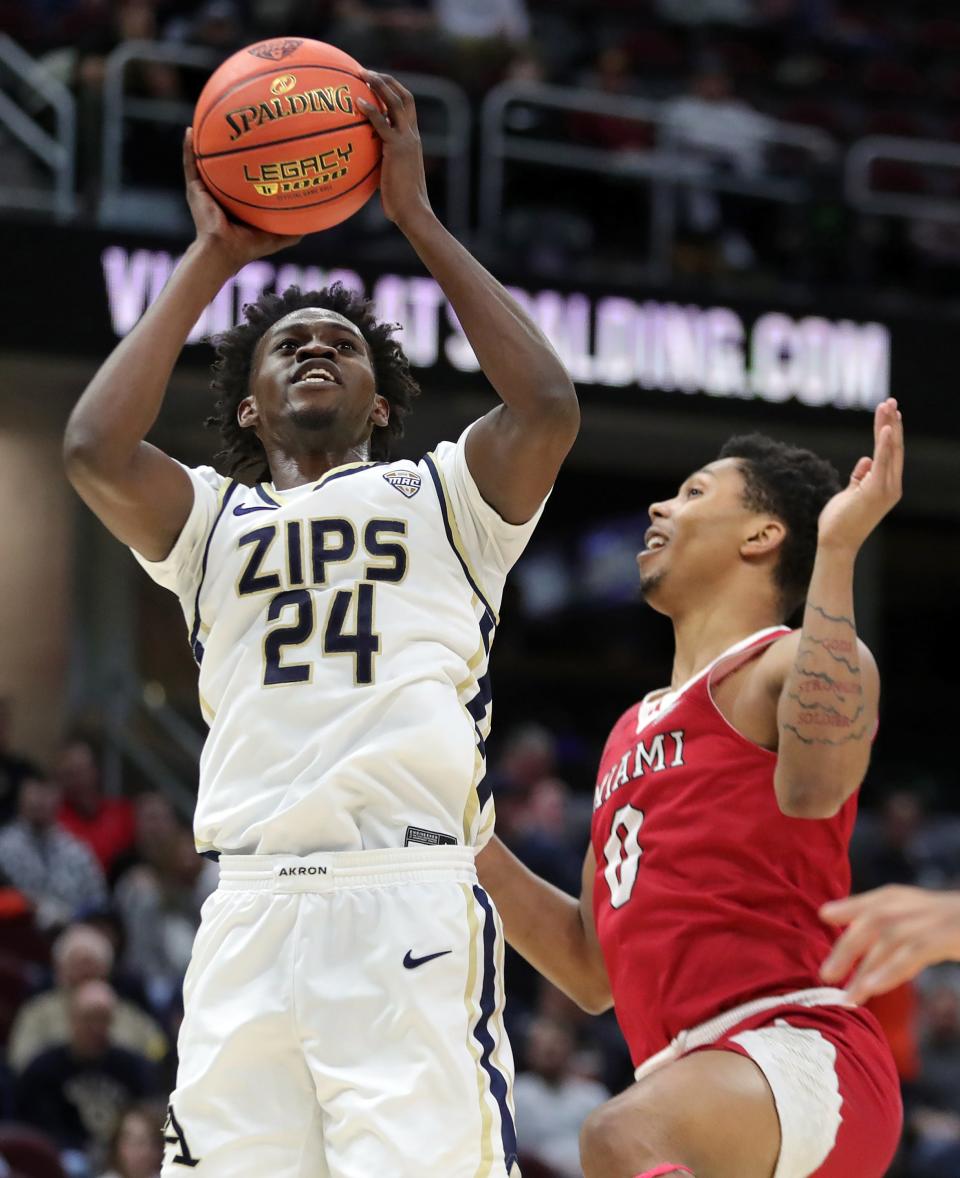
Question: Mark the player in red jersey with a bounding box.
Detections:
[478,400,905,1178]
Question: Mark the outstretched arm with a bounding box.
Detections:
[63,131,301,560]
[476,837,612,1014]
[359,73,579,524]
[747,400,903,818]
[820,885,960,1001]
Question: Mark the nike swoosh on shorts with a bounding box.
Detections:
[402,949,453,969]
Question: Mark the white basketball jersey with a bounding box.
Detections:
[134,425,544,856]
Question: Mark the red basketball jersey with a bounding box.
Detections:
[591,626,858,1067]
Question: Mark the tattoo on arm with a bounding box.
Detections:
[787,694,864,722]
[782,721,870,746]
[796,667,862,698]
[806,603,856,627]
[800,637,861,675]
[780,599,870,748]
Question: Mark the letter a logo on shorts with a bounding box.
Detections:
[163,1105,201,1168]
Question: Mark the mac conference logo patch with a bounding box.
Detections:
[383,470,422,499]
[248,39,302,61]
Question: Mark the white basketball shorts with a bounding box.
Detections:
[161,847,520,1178]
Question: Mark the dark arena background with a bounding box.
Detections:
[1,3,959,1176]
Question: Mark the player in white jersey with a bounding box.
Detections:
[64,72,579,1177]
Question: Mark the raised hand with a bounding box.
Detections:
[357,72,432,229]
[820,885,960,1002]
[183,128,302,269]
[817,398,904,554]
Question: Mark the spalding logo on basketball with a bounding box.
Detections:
[269,74,297,96]
[192,38,382,235]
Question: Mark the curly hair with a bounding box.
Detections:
[206,284,421,481]
[718,433,842,618]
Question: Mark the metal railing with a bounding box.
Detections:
[391,70,472,234]
[99,39,220,230]
[99,685,202,820]
[845,135,960,223]
[0,33,76,220]
[98,42,472,233]
[4,33,957,245]
[480,80,836,278]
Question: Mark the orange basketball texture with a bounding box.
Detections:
[192,38,381,234]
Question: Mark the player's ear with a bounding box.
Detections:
[741,517,785,560]
[369,393,389,429]
[237,396,259,431]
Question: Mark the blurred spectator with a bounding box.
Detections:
[315,0,439,73]
[16,980,160,1166]
[663,64,773,172]
[109,792,183,889]
[656,0,757,25]
[917,983,960,1116]
[661,63,775,270]
[908,985,960,1178]
[96,1104,164,1178]
[853,791,927,893]
[514,1013,608,1178]
[432,0,530,93]
[490,725,561,853]
[0,772,107,931]
[0,698,38,826]
[162,0,247,53]
[8,924,167,1073]
[114,828,217,1012]
[433,0,528,45]
[536,980,634,1096]
[570,47,654,153]
[579,44,640,100]
[78,908,158,1020]
[503,47,547,86]
[909,1112,960,1178]
[491,724,556,795]
[507,777,583,896]
[46,0,179,91]
[55,738,135,875]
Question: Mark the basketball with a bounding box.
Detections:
[192,37,382,235]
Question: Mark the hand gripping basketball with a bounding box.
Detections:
[183,128,302,268]
[356,72,431,228]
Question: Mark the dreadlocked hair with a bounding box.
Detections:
[718,433,842,619]
[206,283,420,481]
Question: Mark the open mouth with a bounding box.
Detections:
[292,359,341,386]
[640,528,669,555]
[294,371,338,387]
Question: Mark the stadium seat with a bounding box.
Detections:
[869,159,927,194]
[862,59,924,99]
[918,18,960,53]
[0,956,33,1047]
[0,1125,66,1178]
[0,910,49,969]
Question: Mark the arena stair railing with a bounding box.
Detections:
[0,33,76,221]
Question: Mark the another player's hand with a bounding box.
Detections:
[357,72,432,229]
[816,398,903,555]
[183,128,302,268]
[819,885,960,1002]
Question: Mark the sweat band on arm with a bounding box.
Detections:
[633,1168,695,1178]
